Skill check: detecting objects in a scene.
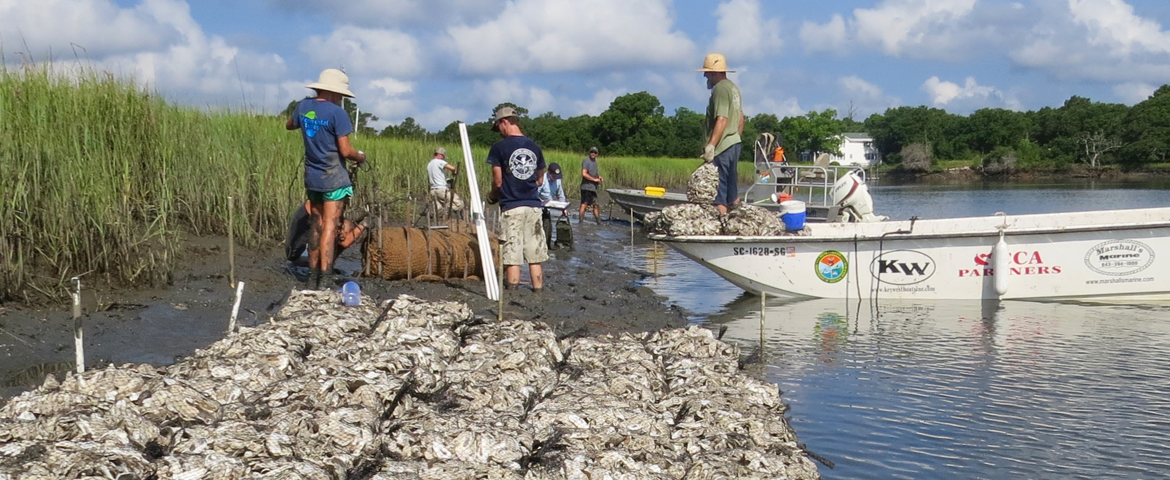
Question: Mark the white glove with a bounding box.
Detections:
[701,144,716,162]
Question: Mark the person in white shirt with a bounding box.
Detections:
[539,162,567,205]
[426,147,464,218]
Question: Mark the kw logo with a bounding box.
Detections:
[869,250,935,285]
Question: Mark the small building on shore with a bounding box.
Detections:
[829,133,881,167]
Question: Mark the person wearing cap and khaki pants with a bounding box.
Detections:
[426,147,465,220]
[698,53,745,215]
[286,68,367,289]
[486,106,549,292]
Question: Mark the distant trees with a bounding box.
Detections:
[306,84,1170,170]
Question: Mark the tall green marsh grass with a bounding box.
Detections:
[0,65,750,301]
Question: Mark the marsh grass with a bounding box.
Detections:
[0,66,752,301]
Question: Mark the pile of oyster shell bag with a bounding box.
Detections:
[645,161,793,236]
[0,290,819,479]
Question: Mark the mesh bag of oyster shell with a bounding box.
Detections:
[646,203,722,236]
[363,227,497,280]
[687,162,719,203]
[721,204,784,236]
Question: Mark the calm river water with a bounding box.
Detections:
[627,179,1170,480]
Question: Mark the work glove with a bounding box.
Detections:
[487,189,500,205]
[446,177,455,188]
[701,144,716,162]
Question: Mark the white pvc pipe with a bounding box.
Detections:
[71,277,84,374]
[460,122,500,301]
[229,282,245,333]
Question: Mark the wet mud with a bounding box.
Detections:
[0,218,688,399]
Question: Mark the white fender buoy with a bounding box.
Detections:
[993,233,1010,297]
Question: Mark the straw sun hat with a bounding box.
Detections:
[307,68,355,98]
[696,53,734,73]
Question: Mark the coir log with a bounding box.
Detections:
[362,226,498,281]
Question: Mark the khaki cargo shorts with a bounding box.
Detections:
[501,206,548,266]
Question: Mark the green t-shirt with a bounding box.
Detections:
[705,79,743,155]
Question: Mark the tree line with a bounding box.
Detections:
[300,84,1170,171]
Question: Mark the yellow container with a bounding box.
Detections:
[644,186,666,197]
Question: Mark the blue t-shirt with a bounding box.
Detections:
[487,135,546,211]
[291,98,354,192]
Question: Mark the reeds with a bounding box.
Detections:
[0,65,751,301]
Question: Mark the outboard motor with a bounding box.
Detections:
[831,171,887,222]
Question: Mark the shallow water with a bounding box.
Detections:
[632,182,1170,479]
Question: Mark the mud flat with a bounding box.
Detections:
[0,289,820,479]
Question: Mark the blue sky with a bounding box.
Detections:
[4,0,1170,131]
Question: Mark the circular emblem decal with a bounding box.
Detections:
[508,148,538,180]
[816,250,848,283]
[1084,240,1155,276]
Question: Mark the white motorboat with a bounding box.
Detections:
[650,173,1170,301]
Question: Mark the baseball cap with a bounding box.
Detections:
[589,146,599,154]
[435,147,446,156]
[491,106,519,132]
[548,162,562,180]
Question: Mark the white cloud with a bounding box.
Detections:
[471,78,556,116]
[0,0,178,58]
[266,0,504,28]
[799,14,851,55]
[711,0,783,61]
[1,0,292,112]
[800,0,984,59]
[573,88,624,116]
[1011,0,1170,84]
[448,0,695,74]
[750,96,803,118]
[416,106,470,131]
[1113,82,1157,104]
[369,77,414,97]
[302,27,424,78]
[839,75,902,116]
[922,76,1021,111]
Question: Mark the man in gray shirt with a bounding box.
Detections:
[578,146,603,224]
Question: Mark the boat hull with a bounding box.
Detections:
[652,208,1170,300]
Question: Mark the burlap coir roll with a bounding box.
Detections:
[362,227,498,280]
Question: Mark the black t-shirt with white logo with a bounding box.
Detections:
[487,135,546,211]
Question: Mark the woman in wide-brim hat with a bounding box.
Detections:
[286,68,367,289]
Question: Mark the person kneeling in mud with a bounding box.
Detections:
[286,68,367,289]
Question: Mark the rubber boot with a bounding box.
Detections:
[307,268,322,291]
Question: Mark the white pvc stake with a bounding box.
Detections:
[760,291,767,351]
[71,277,84,375]
[459,122,500,301]
[228,196,236,288]
[228,281,245,333]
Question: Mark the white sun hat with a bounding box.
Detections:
[306,68,355,98]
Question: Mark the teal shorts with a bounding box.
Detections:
[306,186,353,203]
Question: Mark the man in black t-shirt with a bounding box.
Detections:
[486,107,548,291]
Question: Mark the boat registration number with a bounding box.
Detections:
[732,247,793,256]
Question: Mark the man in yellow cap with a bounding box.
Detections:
[286,68,367,289]
[697,53,744,215]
